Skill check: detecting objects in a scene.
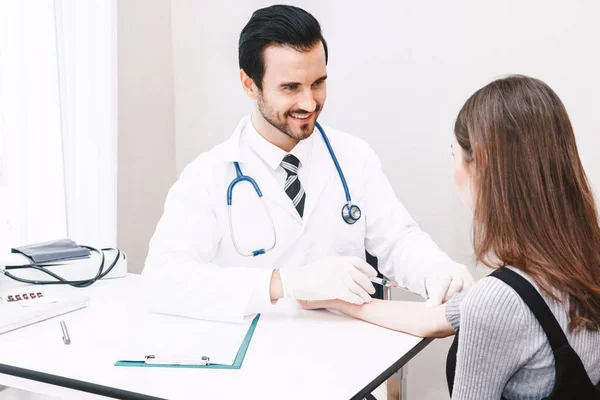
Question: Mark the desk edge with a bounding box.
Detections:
[0,363,164,400]
[350,337,435,400]
[0,337,434,400]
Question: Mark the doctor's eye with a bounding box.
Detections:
[282,83,299,91]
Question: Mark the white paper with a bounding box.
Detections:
[121,313,252,365]
[19,296,58,306]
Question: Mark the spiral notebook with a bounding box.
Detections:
[0,291,90,335]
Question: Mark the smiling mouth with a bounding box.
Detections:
[289,112,313,121]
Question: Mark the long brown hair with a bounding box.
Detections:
[455,75,600,332]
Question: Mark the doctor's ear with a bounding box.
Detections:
[240,69,259,100]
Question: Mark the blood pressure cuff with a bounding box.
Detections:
[11,239,91,264]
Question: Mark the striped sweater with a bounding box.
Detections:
[445,267,600,399]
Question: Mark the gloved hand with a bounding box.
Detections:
[424,262,474,307]
[279,256,378,305]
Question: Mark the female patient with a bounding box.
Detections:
[302,75,600,399]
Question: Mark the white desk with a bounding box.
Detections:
[0,275,432,400]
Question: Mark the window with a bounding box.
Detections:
[0,1,116,252]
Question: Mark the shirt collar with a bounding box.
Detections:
[244,114,313,170]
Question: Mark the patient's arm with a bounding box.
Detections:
[300,299,455,338]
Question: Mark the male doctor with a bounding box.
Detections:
[143,5,473,322]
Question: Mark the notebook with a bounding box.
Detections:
[0,291,90,334]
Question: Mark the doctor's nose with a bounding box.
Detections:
[297,90,317,113]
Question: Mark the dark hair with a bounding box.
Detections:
[454,75,600,332]
[238,5,328,90]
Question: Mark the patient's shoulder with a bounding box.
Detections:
[458,274,531,332]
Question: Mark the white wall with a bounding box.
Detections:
[170,1,600,398]
[117,0,176,274]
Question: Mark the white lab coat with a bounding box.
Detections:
[143,116,458,322]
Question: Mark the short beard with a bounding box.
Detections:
[257,94,321,141]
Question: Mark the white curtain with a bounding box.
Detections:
[0,0,117,253]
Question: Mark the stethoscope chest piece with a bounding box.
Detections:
[342,202,362,225]
[228,122,362,256]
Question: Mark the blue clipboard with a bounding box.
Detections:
[114,314,260,369]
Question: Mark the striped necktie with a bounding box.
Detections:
[281,154,306,218]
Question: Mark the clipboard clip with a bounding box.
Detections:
[144,354,210,366]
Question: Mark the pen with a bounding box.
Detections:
[60,320,71,345]
[369,276,398,288]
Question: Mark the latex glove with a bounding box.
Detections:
[424,263,474,307]
[279,256,377,305]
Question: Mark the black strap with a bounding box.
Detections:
[490,268,568,351]
[449,268,600,399]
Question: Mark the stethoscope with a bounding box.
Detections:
[227,122,361,257]
[0,247,122,287]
